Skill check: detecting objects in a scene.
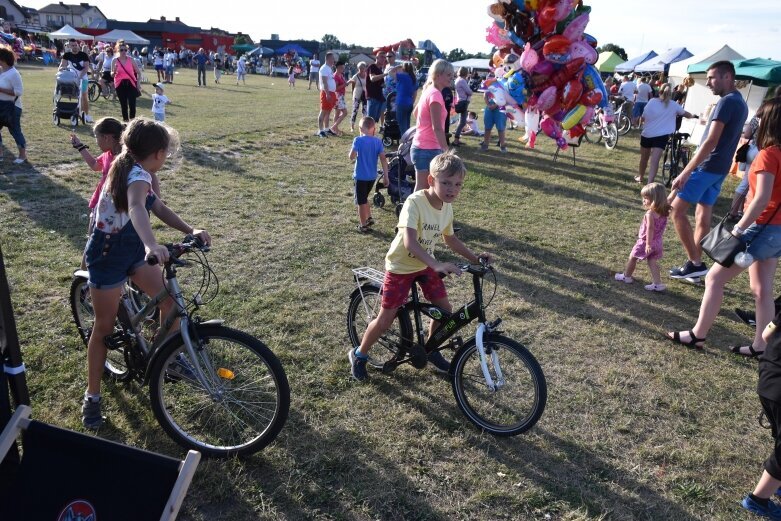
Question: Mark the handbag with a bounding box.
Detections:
[455,99,469,114]
[701,203,781,267]
[735,142,750,163]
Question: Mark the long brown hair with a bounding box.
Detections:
[106,118,173,212]
[756,98,781,150]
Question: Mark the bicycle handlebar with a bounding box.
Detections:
[146,235,210,266]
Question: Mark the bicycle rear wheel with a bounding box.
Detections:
[603,123,618,150]
[148,325,290,457]
[347,284,412,369]
[452,334,546,436]
[584,121,602,144]
[661,142,674,187]
[616,113,631,136]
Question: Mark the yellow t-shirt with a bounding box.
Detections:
[385,190,454,274]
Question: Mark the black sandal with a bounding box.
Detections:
[730,345,764,358]
[665,330,706,350]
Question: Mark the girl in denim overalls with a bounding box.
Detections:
[81,118,211,429]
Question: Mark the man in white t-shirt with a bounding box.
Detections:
[633,77,654,126]
[317,52,337,137]
[309,56,321,90]
[617,76,636,119]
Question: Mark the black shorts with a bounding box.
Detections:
[101,71,113,82]
[354,179,376,205]
[640,134,669,149]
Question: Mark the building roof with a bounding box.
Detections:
[38,2,106,18]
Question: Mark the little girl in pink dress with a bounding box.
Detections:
[615,182,671,291]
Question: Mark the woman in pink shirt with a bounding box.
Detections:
[411,59,453,190]
[111,41,141,122]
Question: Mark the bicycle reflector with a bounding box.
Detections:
[217,368,235,380]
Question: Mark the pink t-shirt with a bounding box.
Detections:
[413,86,446,150]
[88,151,115,209]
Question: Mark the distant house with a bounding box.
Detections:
[35,2,107,29]
[0,0,28,27]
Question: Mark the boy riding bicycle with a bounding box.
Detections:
[349,151,493,381]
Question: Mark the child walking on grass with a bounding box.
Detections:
[615,182,672,291]
[349,116,388,232]
[348,151,493,381]
[80,118,210,429]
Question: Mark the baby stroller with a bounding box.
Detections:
[381,92,401,147]
[52,68,83,127]
[373,126,416,216]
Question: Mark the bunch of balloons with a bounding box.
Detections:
[483,0,608,148]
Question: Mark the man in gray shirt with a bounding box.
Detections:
[669,61,749,279]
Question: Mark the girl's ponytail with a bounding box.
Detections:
[106,151,135,213]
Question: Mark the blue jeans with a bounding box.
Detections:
[397,104,413,136]
[0,106,26,150]
[367,98,385,123]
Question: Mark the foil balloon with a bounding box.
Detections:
[562,104,587,130]
[542,35,571,64]
[582,64,609,107]
[580,106,595,126]
[502,70,528,106]
[519,42,539,72]
[535,57,585,92]
[537,6,558,34]
[536,85,558,111]
[532,59,555,76]
[560,79,584,110]
[562,12,589,41]
[486,23,515,48]
[552,0,576,21]
[580,88,603,107]
[568,124,585,139]
[569,40,598,64]
[583,33,598,48]
[541,117,568,149]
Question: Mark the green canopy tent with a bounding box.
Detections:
[595,51,623,74]
[688,57,781,84]
[232,43,256,53]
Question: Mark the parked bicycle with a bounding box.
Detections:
[611,97,633,136]
[661,131,691,187]
[347,261,547,436]
[584,105,618,150]
[70,235,290,457]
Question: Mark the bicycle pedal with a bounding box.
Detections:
[103,331,131,350]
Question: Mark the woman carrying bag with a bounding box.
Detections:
[111,41,141,122]
[0,46,27,164]
[666,98,781,356]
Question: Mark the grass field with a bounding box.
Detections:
[0,64,774,520]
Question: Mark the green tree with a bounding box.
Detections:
[321,34,342,52]
[446,48,466,62]
[234,34,249,45]
[596,43,628,61]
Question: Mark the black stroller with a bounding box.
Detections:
[380,92,401,147]
[52,68,83,127]
[373,126,416,216]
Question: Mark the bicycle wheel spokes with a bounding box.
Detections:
[452,335,546,436]
[347,285,409,369]
[150,327,289,457]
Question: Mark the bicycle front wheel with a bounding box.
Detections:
[347,284,412,369]
[584,122,602,144]
[148,325,290,457]
[616,113,631,136]
[452,334,546,436]
[88,81,100,102]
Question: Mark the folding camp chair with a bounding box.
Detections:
[0,405,200,521]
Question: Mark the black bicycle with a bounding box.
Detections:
[347,261,547,436]
[661,131,691,187]
[70,236,290,457]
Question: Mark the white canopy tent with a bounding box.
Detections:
[668,45,745,84]
[450,58,491,72]
[48,24,94,41]
[95,29,149,45]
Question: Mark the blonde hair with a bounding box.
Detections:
[641,182,671,217]
[359,116,375,133]
[429,150,466,179]
[423,59,453,91]
[659,83,672,106]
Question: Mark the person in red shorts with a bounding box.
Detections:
[317,52,337,138]
[348,151,493,381]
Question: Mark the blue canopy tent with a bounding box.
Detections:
[634,47,694,73]
[248,46,275,57]
[274,43,312,57]
[614,51,658,74]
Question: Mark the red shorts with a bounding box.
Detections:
[320,90,337,111]
[381,267,447,309]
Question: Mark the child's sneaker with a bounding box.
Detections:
[741,494,781,520]
[348,348,369,381]
[81,396,104,429]
[427,351,450,373]
[499,146,508,154]
[614,273,634,284]
[479,142,488,151]
[644,283,667,292]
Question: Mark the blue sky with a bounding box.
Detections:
[87,1,778,61]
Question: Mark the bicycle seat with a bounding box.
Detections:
[676,132,690,140]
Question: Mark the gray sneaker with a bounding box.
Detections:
[348,348,369,381]
[81,396,104,429]
[427,351,450,373]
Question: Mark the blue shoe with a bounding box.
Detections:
[427,351,450,373]
[742,495,781,520]
[81,396,104,429]
[348,348,369,381]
